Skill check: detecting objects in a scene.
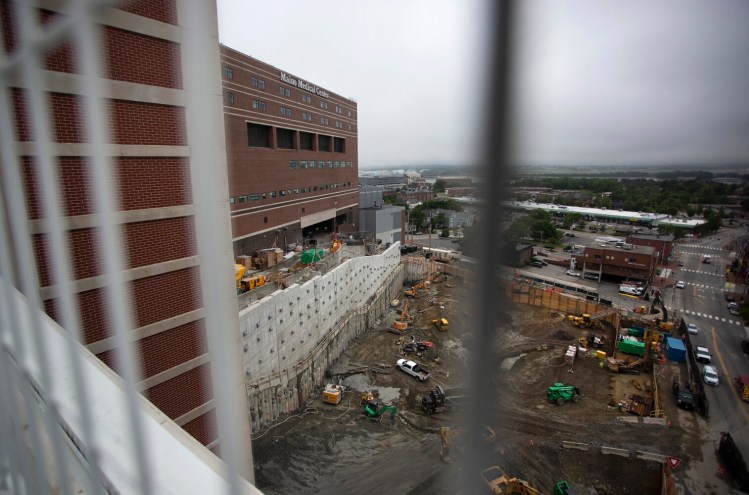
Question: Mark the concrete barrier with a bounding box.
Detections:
[636,451,667,463]
[615,416,639,424]
[601,446,631,458]
[561,441,590,451]
[643,417,668,427]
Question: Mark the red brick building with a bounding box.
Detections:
[626,233,675,266]
[573,242,657,283]
[220,45,359,254]
[2,0,252,474]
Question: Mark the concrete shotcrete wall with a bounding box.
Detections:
[239,243,404,431]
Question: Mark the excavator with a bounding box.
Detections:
[439,425,496,463]
[404,279,430,298]
[391,301,410,332]
[482,466,540,495]
[362,399,397,422]
[650,290,674,331]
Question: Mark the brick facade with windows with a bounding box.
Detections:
[2,0,252,468]
[573,242,657,283]
[220,45,359,254]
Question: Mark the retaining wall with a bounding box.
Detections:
[239,243,403,431]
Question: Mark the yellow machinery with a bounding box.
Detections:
[239,274,265,293]
[568,313,592,327]
[404,280,430,298]
[392,302,410,332]
[433,318,448,332]
[322,383,345,405]
[482,466,540,495]
[439,425,496,464]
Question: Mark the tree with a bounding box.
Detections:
[432,179,446,193]
[432,212,447,230]
[410,208,425,230]
[441,228,450,238]
[562,213,582,229]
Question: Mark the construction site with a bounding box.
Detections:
[239,241,719,494]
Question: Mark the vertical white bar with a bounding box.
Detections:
[179,0,255,488]
[68,0,154,493]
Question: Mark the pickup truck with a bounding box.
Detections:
[396,359,430,382]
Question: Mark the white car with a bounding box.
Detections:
[687,323,698,334]
[703,365,719,386]
[566,270,581,277]
[675,281,685,289]
[694,346,712,364]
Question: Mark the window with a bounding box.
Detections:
[224,92,234,104]
[277,128,295,149]
[251,76,258,87]
[318,135,331,151]
[335,121,342,129]
[269,191,276,198]
[262,193,266,199]
[302,187,307,193]
[280,106,292,117]
[250,193,259,201]
[348,110,352,117]
[301,161,308,169]
[302,94,312,104]
[229,197,235,204]
[348,124,352,131]
[286,190,292,196]
[247,123,271,147]
[289,160,298,169]
[280,190,286,196]
[302,112,312,122]
[327,161,332,168]
[309,160,316,168]
[259,79,265,89]
[347,162,352,167]
[280,86,291,97]
[313,186,318,191]
[300,131,314,150]
[334,161,339,168]
[264,216,268,224]
[335,105,341,113]
[334,137,345,153]
[252,99,266,111]
[238,195,248,203]
[224,67,233,79]
[320,101,328,110]
[320,117,328,125]
[293,188,300,194]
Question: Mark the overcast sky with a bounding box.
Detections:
[217,1,749,169]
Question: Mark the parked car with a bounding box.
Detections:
[725,294,735,303]
[566,270,581,277]
[687,323,698,334]
[703,365,719,386]
[694,346,712,364]
[675,388,695,410]
[677,260,684,267]
[729,307,740,316]
[728,302,739,311]
[584,273,600,281]
[675,281,685,289]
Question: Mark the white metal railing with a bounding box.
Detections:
[0,0,260,493]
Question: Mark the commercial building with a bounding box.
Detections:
[626,233,675,265]
[2,0,252,473]
[221,45,359,255]
[573,242,657,283]
[358,186,405,245]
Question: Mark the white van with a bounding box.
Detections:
[702,255,711,264]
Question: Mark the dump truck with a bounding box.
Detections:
[546,383,581,405]
[421,386,470,415]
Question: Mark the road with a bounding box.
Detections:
[665,230,749,463]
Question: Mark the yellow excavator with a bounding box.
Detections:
[432,318,448,332]
[392,301,410,332]
[439,425,496,464]
[482,466,540,494]
[404,279,430,298]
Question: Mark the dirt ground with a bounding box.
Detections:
[252,273,699,494]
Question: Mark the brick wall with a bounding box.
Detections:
[21,156,192,220]
[182,409,218,447]
[144,363,212,419]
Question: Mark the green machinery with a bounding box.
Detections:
[363,400,398,422]
[553,481,573,495]
[546,383,581,406]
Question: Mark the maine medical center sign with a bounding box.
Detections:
[280,72,329,99]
